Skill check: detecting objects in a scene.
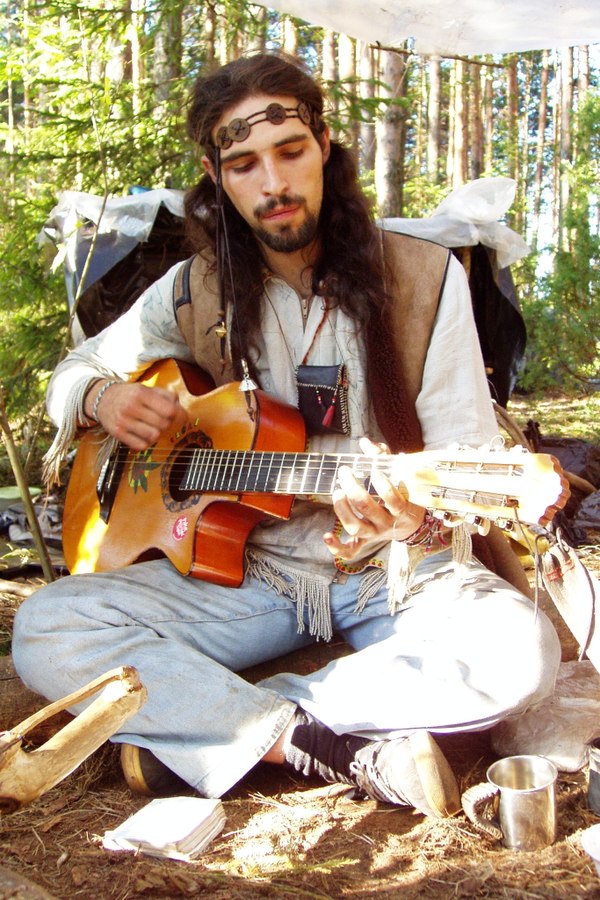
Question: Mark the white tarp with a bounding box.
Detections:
[381,177,530,268]
[264,0,600,54]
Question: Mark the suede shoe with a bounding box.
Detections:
[350,730,461,818]
[120,744,190,797]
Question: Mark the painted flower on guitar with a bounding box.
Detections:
[128,449,160,494]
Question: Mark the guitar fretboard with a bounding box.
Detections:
[180,449,386,495]
[178,447,528,505]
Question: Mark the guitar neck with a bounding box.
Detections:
[176,444,570,528]
[181,449,381,496]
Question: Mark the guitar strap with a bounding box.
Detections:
[173,256,194,311]
[173,253,236,386]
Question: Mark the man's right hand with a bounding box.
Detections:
[84,380,187,451]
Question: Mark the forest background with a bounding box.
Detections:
[0,0,599,472]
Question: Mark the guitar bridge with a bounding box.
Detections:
[96,450,126,523]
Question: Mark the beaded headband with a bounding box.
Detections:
[214,101,317,149]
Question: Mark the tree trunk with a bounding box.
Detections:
[531,49,550,253]
[482,59,494,173]
[578,45,590,96]
[558,47,574,249]
[358,40,376,175]
[281,15,298,55]
[128,0,144,140]
[375,49,407,216]
[427,55,441,181]
[153,1,183,114]
[446,60,456,185]
[246,5,267,53]
[321,31,338,136]
[338,33,359,158]
[507,56,519,181]
[506,55,520,231]
[204,1,217,65]
[469,62,483,180]
[452,59,466,187]
[516,56,533,238]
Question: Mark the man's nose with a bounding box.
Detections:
[261,159,289,195]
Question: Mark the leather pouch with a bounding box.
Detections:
[296,363,349,435]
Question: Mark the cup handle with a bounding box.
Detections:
[461,782,503,841]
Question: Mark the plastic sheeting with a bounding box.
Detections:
[39,188,185,313]
[263,0,600,54]
[382,177,530,269]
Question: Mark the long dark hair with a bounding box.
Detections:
[184,53,387,374]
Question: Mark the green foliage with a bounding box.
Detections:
[518,91,600,392]
[401,177,448,219]
[0,192,67,417]
[0,0,599,419]
[0,0,198,434]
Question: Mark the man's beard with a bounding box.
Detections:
[252,195,319,253]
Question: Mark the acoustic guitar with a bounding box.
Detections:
[62,358,570,586]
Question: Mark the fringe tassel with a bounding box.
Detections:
[385,522,474,614]
[245,550,333,641]
[355,567,387,614]
[386,540,415,614]
[42,379,93,486]
[43,377,121,487]
[451,523,473,572]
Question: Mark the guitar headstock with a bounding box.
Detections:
[397,444,570,529]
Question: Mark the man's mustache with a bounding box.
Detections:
[254,195,304,219]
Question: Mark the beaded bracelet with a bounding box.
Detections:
[91,379,119,422]
[394,510,444,552]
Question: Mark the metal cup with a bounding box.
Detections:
[463,754,557,851]
[588,738,600,815]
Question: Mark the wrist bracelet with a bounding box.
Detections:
[395,510,445,552]
[91,379,119,422]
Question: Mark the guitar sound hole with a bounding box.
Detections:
[168,445,201,502]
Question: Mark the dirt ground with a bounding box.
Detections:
[2,541,600,900]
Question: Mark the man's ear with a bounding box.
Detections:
[320,125,331,165]
[202,155,216,184]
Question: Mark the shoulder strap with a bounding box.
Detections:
[173,255,195,312]
[172,252,235,385]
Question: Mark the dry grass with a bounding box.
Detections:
[508,391,600,444]
[0,731,599,899]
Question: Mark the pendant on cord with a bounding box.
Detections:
[239,358,258,392]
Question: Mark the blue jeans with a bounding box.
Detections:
[12,551,560,797]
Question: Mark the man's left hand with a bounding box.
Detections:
[323,438,426,563]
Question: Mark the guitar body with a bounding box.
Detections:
[62,359,306,586]
[63,358,570,586]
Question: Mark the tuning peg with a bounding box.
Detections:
[463,514,491,536]
[442,512,463,528]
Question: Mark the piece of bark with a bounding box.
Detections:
[0,666,146,811]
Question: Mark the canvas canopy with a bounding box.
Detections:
[262,0,600,54]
